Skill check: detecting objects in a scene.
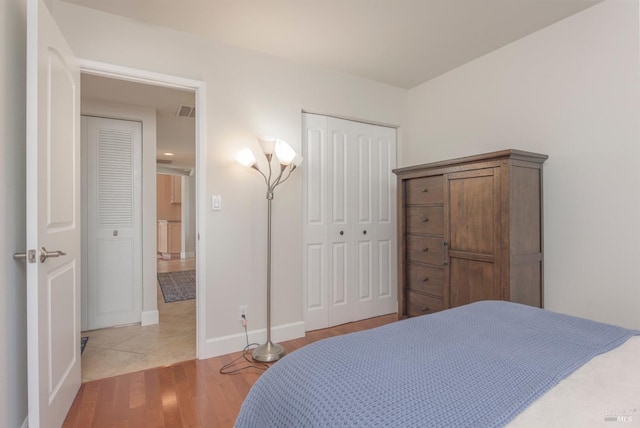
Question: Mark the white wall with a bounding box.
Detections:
[81,99,159,326]
[0,0,29,426]
[407,1,640,328]
[51,1,408,356]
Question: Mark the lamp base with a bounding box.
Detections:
[252,340,286,362]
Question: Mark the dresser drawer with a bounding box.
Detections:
[406,175,444,205]
[407,264,444,297]
[406,206,443,235]
[407,235,444,266]
[406,291,446,317]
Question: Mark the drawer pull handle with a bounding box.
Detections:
[422,277,429,282]
[420,307,429,313]
[421,188,428,193]
[422,247,429,252]
[422,218,429,223]
[442,240,449,266]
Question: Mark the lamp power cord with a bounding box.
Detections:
[219,314,271,374]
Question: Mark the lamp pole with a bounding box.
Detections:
[251,190,285,362]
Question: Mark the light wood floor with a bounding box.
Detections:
[63,313,398,427]
[81,258,196,382]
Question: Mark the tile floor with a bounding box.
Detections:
[80,257,196,382]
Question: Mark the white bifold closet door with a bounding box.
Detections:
[83,116,143,330]
[303,113,397,331]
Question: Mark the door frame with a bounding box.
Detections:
[78,59,206,358]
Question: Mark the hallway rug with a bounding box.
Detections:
[158,270,196,303]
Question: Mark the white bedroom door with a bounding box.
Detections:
[25,0,81,426]
[302,113,397,331]
[85,116,143,329]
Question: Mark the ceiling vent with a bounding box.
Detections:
[157,159,173,164]
[176,105,196,118]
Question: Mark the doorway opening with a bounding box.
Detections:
[78,69,203,381]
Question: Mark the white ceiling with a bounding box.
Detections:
[62,0,602,89]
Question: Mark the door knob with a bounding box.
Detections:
[362,230,367,235]
[339,230,344,235]
[40,247,67,263]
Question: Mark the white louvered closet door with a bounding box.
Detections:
[303,113,397,331]
[85,116,142,330]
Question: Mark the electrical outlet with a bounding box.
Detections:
[239,305,248,322]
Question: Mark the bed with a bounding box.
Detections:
[235,301,640,427]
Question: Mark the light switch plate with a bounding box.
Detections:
[211,195,222,210]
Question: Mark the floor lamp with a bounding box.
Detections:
[236,137,302,362]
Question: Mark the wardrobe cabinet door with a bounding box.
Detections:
[445,168,501,307]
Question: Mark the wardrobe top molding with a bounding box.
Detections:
[393,149,548,178]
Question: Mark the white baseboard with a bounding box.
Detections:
[141,310,159,326]
[200,321,305,359]
[21,415,28,428]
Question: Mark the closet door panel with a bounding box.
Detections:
[351,122,397,320]
[327,118,353,326]
[373,126,397,315]
[353,129,375,319]
[378,240,393,300]
[305,245,325,311]
[330,127,349,227]
[302,114,329,331]
[329,241,350,326]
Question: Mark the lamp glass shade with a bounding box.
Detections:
[258,136,277,155]
[275,139,296,165]
[236,148,257,167]
[292,154,304,167]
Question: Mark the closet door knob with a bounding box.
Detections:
[339,230,344,236]
[362,230,367,235]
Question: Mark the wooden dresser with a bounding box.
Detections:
[393,149,547,318]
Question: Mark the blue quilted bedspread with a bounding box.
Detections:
[235,301,638,428]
